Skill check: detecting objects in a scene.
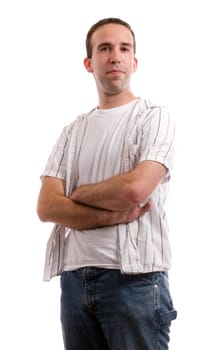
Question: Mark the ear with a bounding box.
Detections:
[132,57,138,73]
[84,57,93,73]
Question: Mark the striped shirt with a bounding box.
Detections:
[41,98,175,281]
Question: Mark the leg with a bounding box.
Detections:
[60,270,109,350]
[93,270,177,350]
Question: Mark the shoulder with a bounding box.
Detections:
[139,98,168,112]
[129,99,175,138]
[138,98,174,123]
[60,108,95,140]
[61,111,89,135]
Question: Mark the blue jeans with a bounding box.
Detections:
[60,268,177,350]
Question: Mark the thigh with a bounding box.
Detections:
[60,270,109,350]
[95,271,177,350]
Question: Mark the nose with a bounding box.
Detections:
[110,47,121,64]
[110,58,121,64]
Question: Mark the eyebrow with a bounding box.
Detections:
[97,42,133,50]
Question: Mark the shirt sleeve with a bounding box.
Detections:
[138,106,176,181]
[40,121,75,181]
[132,106,175,182]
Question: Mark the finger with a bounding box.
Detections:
[139,202,151,214]
[143,201,152,210]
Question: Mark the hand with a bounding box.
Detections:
[125,200,151,223]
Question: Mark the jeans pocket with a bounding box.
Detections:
[159,308,177,326]
[154,272,177,329]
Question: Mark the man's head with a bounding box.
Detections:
[86,18,136,59]
[84,18,138,100]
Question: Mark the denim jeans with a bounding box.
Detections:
[60,268,177,350]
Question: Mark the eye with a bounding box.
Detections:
[100,46,110,52]
[121,46,130,52]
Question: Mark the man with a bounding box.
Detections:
[37,17,177,350]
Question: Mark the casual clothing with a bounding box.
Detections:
[60,268,177,350]
[41,97,177,350]
[42,98,175,281]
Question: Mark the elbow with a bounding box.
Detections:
[126,183,149,206]
[36,202,50,222]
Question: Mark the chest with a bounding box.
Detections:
[77,114,131,184]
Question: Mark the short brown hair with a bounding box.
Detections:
[86,18,136,58]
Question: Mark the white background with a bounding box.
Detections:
[0,0,204,349]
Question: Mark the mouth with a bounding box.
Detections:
[106,70,124,75]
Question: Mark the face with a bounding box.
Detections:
[84,23,138,95]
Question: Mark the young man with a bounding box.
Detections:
[37,17,177,350]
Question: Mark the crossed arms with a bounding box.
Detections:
[37,160,167,230]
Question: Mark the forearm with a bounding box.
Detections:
[37,192,133,230]
[70,172,138,211]
[37,174,152,230]
[70,161,166,211]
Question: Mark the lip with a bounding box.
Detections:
[107,70,124,74]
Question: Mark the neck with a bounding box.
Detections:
[97,90,137,109]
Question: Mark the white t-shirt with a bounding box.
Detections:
[63,100,137,271]
[41,97,175,277]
